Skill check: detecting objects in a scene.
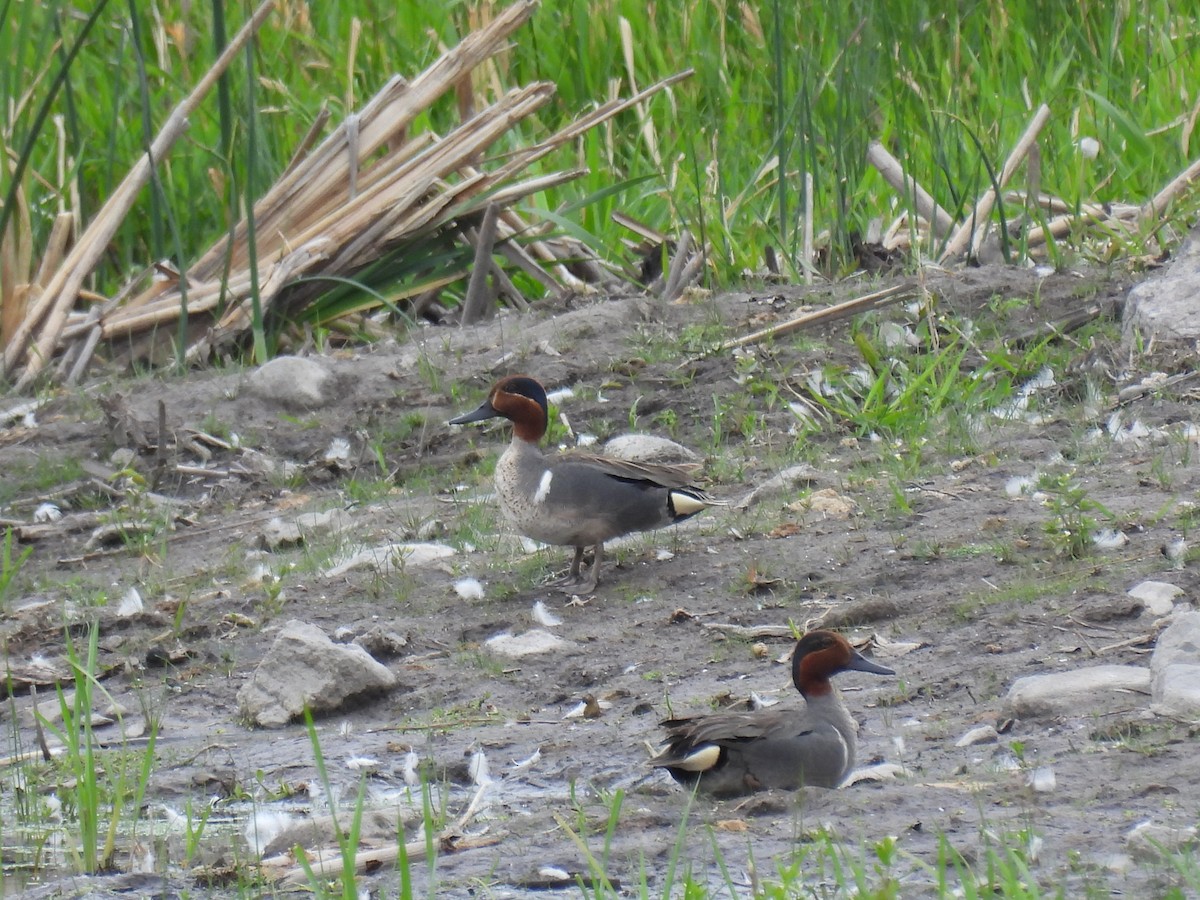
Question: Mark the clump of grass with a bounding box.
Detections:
[0,528,34,609]
[1037,472,1112,559]
[4,1,1199,377]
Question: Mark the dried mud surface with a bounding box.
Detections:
[3,265,1199,898]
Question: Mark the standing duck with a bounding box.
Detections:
[649,631,894,795]
[449,375,719,593]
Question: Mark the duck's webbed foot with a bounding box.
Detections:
[547,545,601,594]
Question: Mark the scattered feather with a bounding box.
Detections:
[33,502,62,523]
[403,750,421,786]
[845,762,909,784]
[469,749,493,785]
[870,633,924,657]
[1092,529,1128,550]
[346,756,379,772]
[878,321,919,349]
[1005,474,1038,497]
[245,809,296,856]
[563,694,610,719]
[576,432,598,447]
[511,748,542,769]
[531,600,562,627]
[244,563,275,586]
[0,398,39,429]
[538,867,572,881]
[545,387,574,405]
[994,753,1022,772]
[323,437,352,465]
[129,841,155,874]
[454,577,485,601]
[655,548,674,561]
[748,690,778,710]
[117,587,143,617]
[1029,766,1056,793]
[1107,412,1152,443]
[992,366,1055,422]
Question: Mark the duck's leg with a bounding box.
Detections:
[552,545,601,594]
[577,542,603,594]
[568,545,586,580]
[548,546,587,588]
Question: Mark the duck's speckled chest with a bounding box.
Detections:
[493,441,574,545]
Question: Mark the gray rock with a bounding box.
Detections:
[1124,228,1200,344]
[259,508,352,550]
[1004,665,1150,718]
[322,541,455,578]
[1128,580,1184,616]
[1126,821,1198,861]
[484,629,577,658]
[735,464,823,509]
[1150,611,1200,719]
[237,620,397,727]
[955,725,1000,747]
[246,356,336,409]
[602,433,699,464]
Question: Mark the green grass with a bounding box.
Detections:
[4,1,1199,350]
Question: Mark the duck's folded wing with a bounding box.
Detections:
[562,452,705,489]
[652,710,802,761]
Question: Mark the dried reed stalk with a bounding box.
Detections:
[11,0,691,387]
[5,0,276,389]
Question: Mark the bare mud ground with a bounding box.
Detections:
[3,264,1199,898]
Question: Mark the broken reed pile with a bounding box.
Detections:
[865,103,1200,265]
[0,0,690,391]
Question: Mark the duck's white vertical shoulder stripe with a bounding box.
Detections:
[533,470,554,504]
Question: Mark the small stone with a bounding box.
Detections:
[323,541,454,577]
[1149,611,1200,718]
[1004,665,1150,718]
[735,464,824,509]
[955,725,1000,747]
[1124,225,1200,345]
[1128,580,1184,616]
[1028,766,1056,792]
[260,509,352,550]
[353,625,409,659]
[237,620,397,727]
[1126,821,1199,861]
[485,629,576,658]
[246,356,336,409]
[788,488,857,519]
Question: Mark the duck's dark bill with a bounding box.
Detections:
[846,650,895,676]
[449,401,498,425]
